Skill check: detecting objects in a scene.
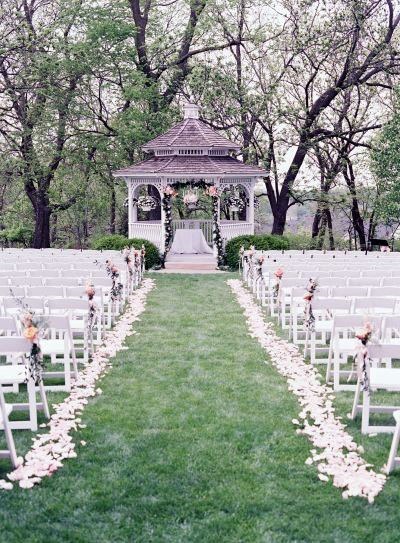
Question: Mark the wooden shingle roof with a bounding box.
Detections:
[142,118,240,152]
[114,155,266,177]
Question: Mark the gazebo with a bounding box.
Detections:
[113,104,266,265]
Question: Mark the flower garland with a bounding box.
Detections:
[85,280,98,350]
[245,245,255,283]
[303,278,318,332]
[354,322,373,392]
[105,260,123,303]
[123,247,134,286]
[9,289,47,385]
[161,185,176,267]
[2,279,155,490]
[255,255,265,283]
[273,267,284,301]
[205,186,224,268]
[227,279,386,502]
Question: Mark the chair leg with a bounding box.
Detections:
[27,379,38,432]
[38,380,50,419]
[326,347,333,382]
[361,390,371,434]
[310,332,316,364]
[3,417,18,468]
[386,419,400,474]
[351,378,361,419]
[333,352,340,390]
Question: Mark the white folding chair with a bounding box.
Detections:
[27,286,65,299]
[353,297,396,315]
[2,297,45,318]
[41,315,78,392]
[305,298,352,365]
[382,278,400,287]
[47,299,89,362]
[386,411,400,473]
[382,316,400,349]
[326,315,383,391]
[348,278,382,287]
[330,287,368,299]
[10,277,43,287]
[351,344,400,434]
[65,286,105,343]
[0,384,18,467]
[46,277,83,287]
[0,337,49,431]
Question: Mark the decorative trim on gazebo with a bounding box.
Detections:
[113,104,266,265]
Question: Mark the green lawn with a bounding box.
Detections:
[1,273,400,542]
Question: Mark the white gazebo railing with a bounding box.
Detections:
[220,222,253,241]
[172,220,213,245]
[129,222,163,250]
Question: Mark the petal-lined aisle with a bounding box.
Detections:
[3,279,155,490]
[1,274,400,543]
[228,279,386,502]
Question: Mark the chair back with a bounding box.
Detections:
[0,336,32,354]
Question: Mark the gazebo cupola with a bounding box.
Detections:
[113,103,266,257]
[141,103,240,159]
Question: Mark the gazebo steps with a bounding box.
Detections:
[164,253,217,271]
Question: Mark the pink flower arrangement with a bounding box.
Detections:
[163,185,177,197]
[205,186,219,197]
[355,322,373,344]
[85,281,95,300]
[275,267,284,279]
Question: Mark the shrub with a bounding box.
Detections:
[0,226,33,247]
[91,234,128,251]
[225,234,290,269]
[91,235,160,269]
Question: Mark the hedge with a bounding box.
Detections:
[0,226,33,247]
[91,235,160,269]
[225,234,290,269]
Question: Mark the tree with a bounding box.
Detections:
[0,0,93,247]
[371,90,400,236]
[269,0,400,234]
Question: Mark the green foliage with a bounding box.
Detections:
[225,234,290,268]
[91,235,160,268]
[0,226,33,247]
[371,89,400,225]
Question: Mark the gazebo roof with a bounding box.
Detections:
[142,117,240,152]
[113,103,266,179]
[114,155,266,177]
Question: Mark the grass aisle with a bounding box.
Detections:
[1,274,400,542]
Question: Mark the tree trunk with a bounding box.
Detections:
[271,196,290,235]
[33,197,51,248]
[326,208,335,250]
[110,183,116,234]
[51,213,58,244]
[312,208,322,238]
[344,162,366,251]
[316,212,327,249]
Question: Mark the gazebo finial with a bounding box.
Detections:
[184,103,200,120]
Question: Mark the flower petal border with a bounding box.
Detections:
[4,278,155,490]
[227,279,386,502]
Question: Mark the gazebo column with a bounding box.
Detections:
[127,179,136,238]
[247,181,255,234]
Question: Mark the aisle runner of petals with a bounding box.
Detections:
[227,279,386,502]
[1,278,155,491]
